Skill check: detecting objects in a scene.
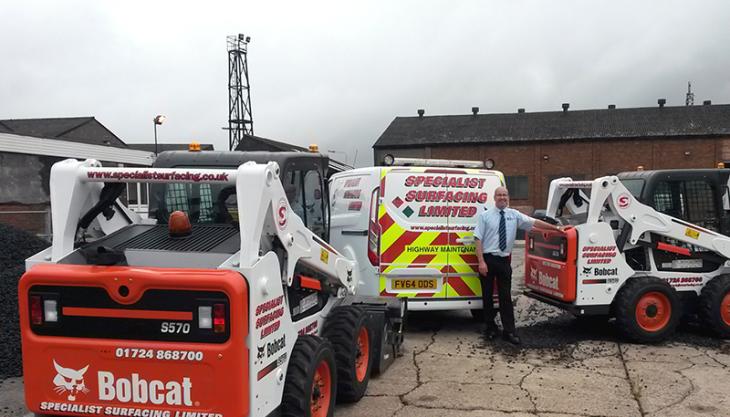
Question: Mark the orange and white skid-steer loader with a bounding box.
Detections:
[524,175,730,343]
[19,157,404,417]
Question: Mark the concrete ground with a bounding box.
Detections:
[337,248,730,417]
[5,247,730,417]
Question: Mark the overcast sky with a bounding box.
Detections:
[2,0,730,166]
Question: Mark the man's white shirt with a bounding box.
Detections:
[473,207,534,257]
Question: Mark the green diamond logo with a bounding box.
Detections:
[402,206,414,217]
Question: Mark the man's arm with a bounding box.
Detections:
[532,218,563,232]
[475,238,488,276]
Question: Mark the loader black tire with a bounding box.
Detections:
[322,305,373,403]
[614,277,680,343]
[282,335,337,417]
[698,274,730,338]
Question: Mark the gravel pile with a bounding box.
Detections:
[0,223,48,379]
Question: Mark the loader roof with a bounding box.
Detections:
[617,168,730,181]
[153,150,328,170]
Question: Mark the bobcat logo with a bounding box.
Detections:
[582,267,592,274]
[257,345,265,360]
[52,360,90,401]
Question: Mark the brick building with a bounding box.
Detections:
[373,102,730,212]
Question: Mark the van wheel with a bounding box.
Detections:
[282,336,336,417]
[614,277,680,343]
[323,305,373,403]
[699,274,730,338]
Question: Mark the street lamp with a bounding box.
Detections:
[153,115,166,156]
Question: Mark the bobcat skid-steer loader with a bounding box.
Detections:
[19,156,404,417]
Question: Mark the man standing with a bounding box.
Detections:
[474,186,562,345]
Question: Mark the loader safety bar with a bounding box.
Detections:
[81,167,238,184]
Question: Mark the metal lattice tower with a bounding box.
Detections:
[227,34,254,150]
[686,81,694,106]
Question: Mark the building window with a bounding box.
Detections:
[505,176,529,199]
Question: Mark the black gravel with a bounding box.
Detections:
[0,223,48,379]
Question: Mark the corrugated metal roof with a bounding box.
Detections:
[0,132,155,165]
[373,104,730,148]
[0,117,127,147]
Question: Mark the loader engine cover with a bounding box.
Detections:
[524,227,578,302]
[19,264,249,417]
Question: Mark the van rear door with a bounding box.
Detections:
[443,169,502,301]
[378,167,448,300]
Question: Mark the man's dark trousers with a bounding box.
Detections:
[481,253,515,334]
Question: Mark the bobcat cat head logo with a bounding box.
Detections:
[582,267,592,274]
[257,345,265,360]
[52,360,90,401]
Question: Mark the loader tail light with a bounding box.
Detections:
[367,187,381,266]
[30,295,43,325]
[213,303,226,333]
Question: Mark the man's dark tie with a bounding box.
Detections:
[498,209,507,251]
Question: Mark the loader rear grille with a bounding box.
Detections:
[115,225,238,252]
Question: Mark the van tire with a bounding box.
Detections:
[614,277,680,343]
[323,306,373,403]
[699,274,730,338]
[282,335,337,417]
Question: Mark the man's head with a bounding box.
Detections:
[494,186,509,209]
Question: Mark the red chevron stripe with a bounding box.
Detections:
[429,232,451,246]
[381,231,421,263]
[414,292,435,297]
[412,254,436,265]
[379,212,395,234]
[449,276,476,297]
[441,265,457,274]
[460,254,479,264]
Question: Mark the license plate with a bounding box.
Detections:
[391,279,437,290]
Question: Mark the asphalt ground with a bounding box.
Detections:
[4,244,730,416]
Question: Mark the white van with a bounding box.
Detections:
[329,158,504,311]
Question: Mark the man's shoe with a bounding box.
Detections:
[502,332,521,345]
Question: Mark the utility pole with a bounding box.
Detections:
[686,81,694,106]
[227,34,254,150]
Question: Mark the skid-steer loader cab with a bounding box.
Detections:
[150,150,331,240]
[617,168,730,235]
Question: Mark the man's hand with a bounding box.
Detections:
[534,219,565,232]
[478,262,488,277]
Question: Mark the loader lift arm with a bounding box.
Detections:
[545,176,730,260]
